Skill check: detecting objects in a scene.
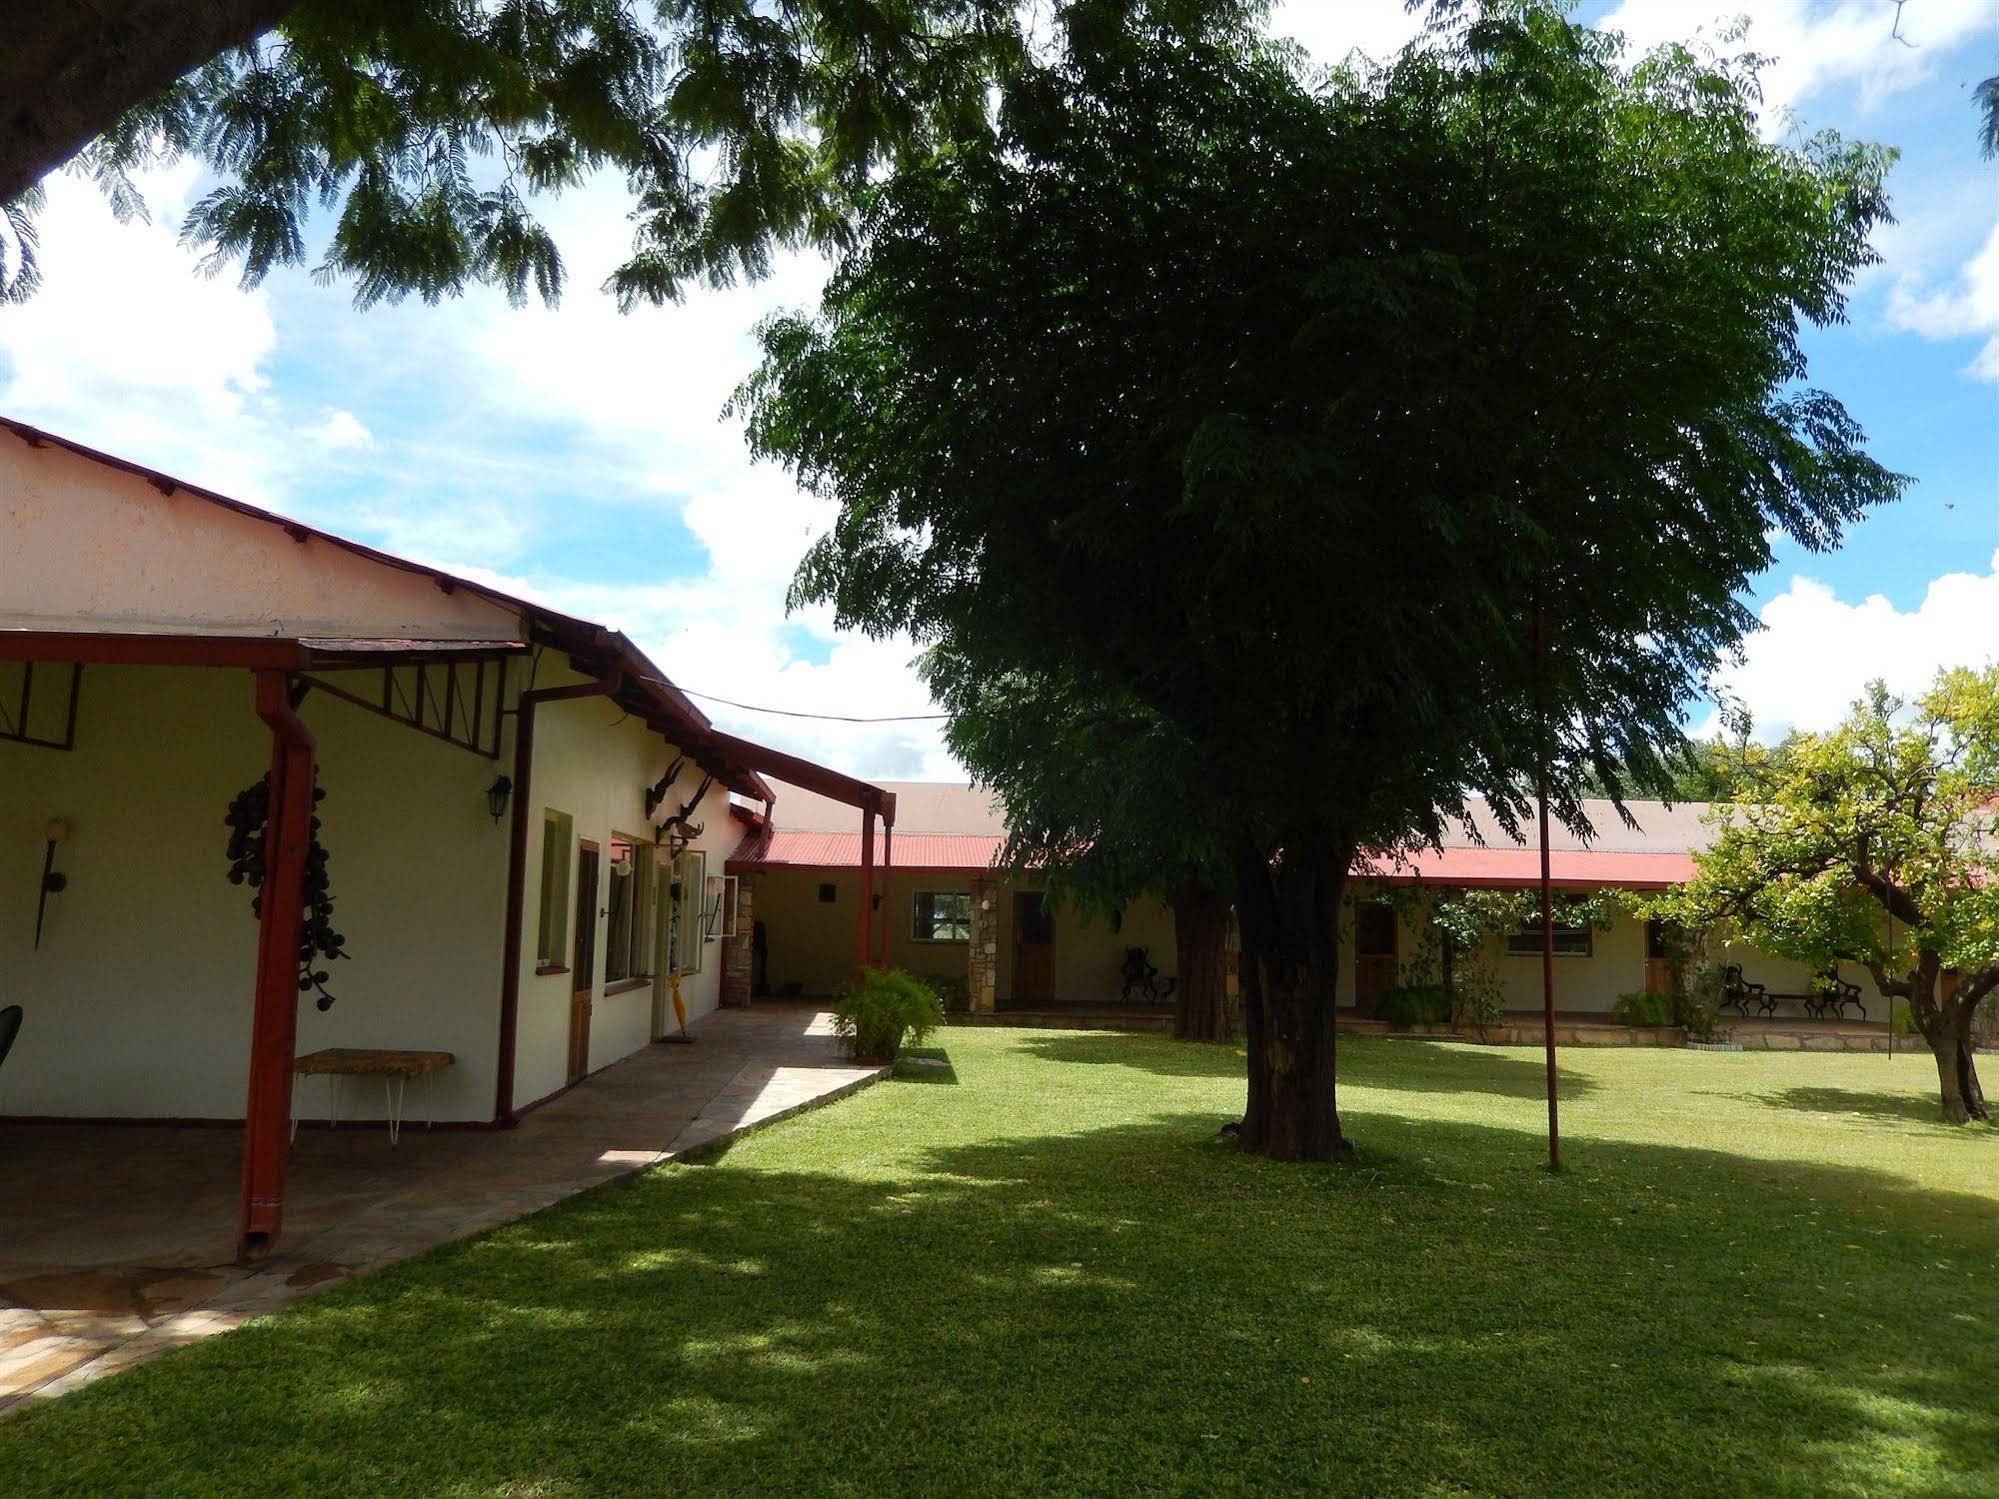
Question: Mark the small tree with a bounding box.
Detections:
[929,655,1235,1041]
[1657,670,1999,1124]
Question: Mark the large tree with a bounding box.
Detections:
[739,2,1902,1159]
[927,653,1236,1041]
[1,0,1249,305]
[1659,671,1999,1125]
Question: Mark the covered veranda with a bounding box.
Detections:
[0,1001,881,1414]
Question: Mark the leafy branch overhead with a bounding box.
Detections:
[0,0,1259,307]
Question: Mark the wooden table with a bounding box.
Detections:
[292,1048,455,1144]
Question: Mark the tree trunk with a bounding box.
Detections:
[1897,957,1991,1126]
[1171,886,1231,1042]
[1232,841,1351,1161]
[2,0,299,206]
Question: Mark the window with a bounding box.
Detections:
[668,849,708,974]
[603,835,658,985]
[1506,905,1595,958]
[703,872,726,943]
[535,811,573,968]
[817,882,837,903]
[912,890,973,943]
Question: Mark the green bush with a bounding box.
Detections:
[925,972,971,1013]
[1377,984,1451,1028]
[833,967,945,1061]
[1610,990,1673,1027]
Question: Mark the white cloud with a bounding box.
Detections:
[1702,552,1999,739]
[305,408,373,449]
[1886,220,1999,380]
[1268,0,1431,68]
[1599,0,1995,122]
[0,163,286,501]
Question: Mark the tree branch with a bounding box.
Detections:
[2,0,301,205]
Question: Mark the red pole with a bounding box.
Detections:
[1533,596,1560,1171]
[238,670,316,1261]
[877,818,894,968]
[858,808,875,972]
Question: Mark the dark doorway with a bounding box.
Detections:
[1013,892,1055,1004]
[1354,901,1397,1013]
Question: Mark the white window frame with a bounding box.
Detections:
[535,810,573,969]
[669,848,708,975]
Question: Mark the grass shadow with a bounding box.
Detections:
[1731,1085,1967,1128]
[892,1048,958,1084]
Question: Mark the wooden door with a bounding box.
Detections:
[1354,901,1397,1012]
[1644,920,1673,997]
[1013,892,1054,1005]
[569,840,599,1084]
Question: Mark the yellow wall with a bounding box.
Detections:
[750,869,1179,1005]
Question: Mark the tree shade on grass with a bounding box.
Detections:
[4,1031,1996,1496]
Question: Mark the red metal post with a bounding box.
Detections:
[238,670,316,1260]
[858,809,876,971]
[877,818,894,968]
[1533,597,1560,1171]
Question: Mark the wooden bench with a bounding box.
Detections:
[293,1048,455,1144]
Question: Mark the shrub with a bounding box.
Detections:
[1676,966,1729,1043]
[833,967,945,1061]
[1377,984,1451,1028]
[1610,989,1673,1027]
[925,972,971,1013]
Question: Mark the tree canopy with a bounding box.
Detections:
[1656,670,1999,1124]
[1,0,1254,306]
[738,1,1903,1158]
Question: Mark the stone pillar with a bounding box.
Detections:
[968,875,999,1014]
[721,874,756,1008]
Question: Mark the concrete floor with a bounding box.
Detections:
[0,1003,882,1414]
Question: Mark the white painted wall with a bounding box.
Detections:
[508,664,738,1110]
[0,664,509,1121]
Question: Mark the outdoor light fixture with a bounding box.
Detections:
[485,774,513,825]
[34,818,68,950]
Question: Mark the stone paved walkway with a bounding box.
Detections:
[0,1003,882,1415]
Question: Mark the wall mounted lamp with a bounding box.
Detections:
[485,774,513,825]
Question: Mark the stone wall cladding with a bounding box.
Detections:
[968,875,999,1013]
[721,874,755,1007]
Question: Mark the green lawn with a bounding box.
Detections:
[7,1031,1998,1497]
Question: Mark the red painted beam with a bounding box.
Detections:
[238,670,316,1261]
[858,809,875,971]
[878,823,893,968]
[704,729,896,824]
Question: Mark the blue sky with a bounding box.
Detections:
[1,0,1993,776]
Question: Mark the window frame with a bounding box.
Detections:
[602,833,658,986]
[534,810,573,972]
[668,848,708,975]
[1505,916,1595,959]
[910,889,974,944]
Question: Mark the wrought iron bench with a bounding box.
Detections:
[1719,964,1765,1018]
[1120,947,1177,1006]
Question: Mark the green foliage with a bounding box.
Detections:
[1382,885,1624,1032]
[1674,968,1726,1043]
[15,0,1260,307]
[924,971,971,1014]
[1376,984,1452,1029]
[1610,990,1672,1027]
[1654,669,1999,1119]
[833,967,945,1061]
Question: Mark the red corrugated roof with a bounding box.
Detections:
[730,829,1008,873]
[730,830,1696,889]
[1356,847,1696,891]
